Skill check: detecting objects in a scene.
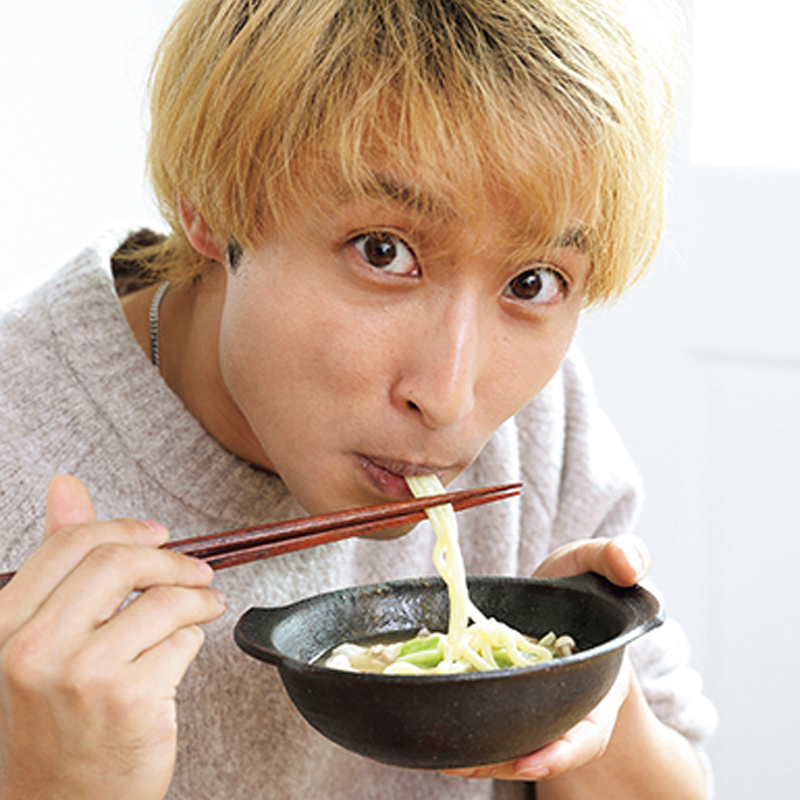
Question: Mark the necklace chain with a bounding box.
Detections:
[148,281,171,368]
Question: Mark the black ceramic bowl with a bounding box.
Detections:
[234,573,662,769]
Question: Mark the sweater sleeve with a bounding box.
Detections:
[551,347,644,548]
[517,347,718,792]
[629,614,719,794]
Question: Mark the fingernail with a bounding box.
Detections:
[194,558,214,576]
[617,537,645,579]
[208,586,227,607]
[517,763,551,781]
[143,519,169,541]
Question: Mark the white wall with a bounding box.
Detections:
[3,2,799,798]
[0,0,182,307]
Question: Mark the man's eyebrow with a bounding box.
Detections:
[365,175,454,219]
[553,226,591,251]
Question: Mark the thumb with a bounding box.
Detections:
[533,535,650,586]
[43,474,97,539]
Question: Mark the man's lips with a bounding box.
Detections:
[356,455,447,499]
[363,455,447,478]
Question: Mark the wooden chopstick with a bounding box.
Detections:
[0,483,521,589]
[168,482,521,558]
[195,483,522,570]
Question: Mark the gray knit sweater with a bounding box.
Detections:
[0,231,716,799]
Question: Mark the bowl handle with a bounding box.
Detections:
[234,606,289,668]
[565,573,664,644]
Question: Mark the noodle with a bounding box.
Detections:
[323,476,574,674]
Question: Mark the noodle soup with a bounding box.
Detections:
[321,626,575,674]
[323,475,574,675]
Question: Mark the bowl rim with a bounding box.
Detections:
[234,573,664,683]
[234,572,664,682]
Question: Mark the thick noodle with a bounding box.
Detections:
[399,475,555,674]
[323,476,573,675]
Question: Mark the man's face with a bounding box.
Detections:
[214,177,590,517]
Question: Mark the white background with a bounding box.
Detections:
[0,1,175,306]
[2,2,799,797]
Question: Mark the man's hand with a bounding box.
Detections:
[442,534,649,782]
[0,475,226,800]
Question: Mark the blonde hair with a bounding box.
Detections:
[144,0,681,304]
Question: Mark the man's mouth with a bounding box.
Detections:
[356,455,447,499]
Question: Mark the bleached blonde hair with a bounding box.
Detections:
[144,0,681,304]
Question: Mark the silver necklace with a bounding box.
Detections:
[148,281,170,368]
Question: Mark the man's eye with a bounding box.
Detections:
[504,266,568,304]
[351,232,418,276]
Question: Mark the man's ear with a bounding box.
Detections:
[178,194,227,263]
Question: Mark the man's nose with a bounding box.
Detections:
[391,296,481,430]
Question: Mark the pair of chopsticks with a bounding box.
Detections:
[0,482,521,590]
